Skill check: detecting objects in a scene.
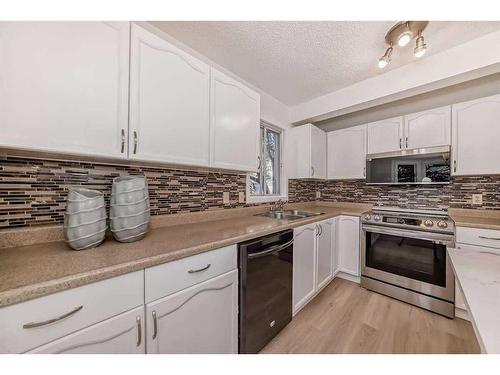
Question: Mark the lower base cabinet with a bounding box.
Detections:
[336,216,360,277]
[293,218,336,315]
[146,269,238,354]
[29,307,145,354]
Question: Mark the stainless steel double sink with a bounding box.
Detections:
[255,209,324,221]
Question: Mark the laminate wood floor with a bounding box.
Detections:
[261,278,480,354]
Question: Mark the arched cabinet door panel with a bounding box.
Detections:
[452,94,500,176]
[146,270,238,354]
[404,106,451,150]
[129,24,211,166]
[293,223,317,314]
[336,216,360,277]
[0,21,130,158]
[316,219,335,290]
[367,117,404,154]
[210,68,260,172]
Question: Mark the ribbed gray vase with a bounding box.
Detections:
[64,188,107,250]
[110,176,150,242]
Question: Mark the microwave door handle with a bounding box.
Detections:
[247,239,294,259]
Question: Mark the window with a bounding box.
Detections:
[248,121,284,201]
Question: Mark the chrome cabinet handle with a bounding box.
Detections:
[133,131,138,154]
[311,166,315,176]
[152,311,158,340]
[405,137,408,148]
[315,224,319,236]
[121,129,125,153]
[363,166,366,177]
[478,236,500,241]
[399,138,402,149]
[257,156,261,170]
[188,264,211,273]
[136,316,142,347]
[453,160,457,173]
[319,224,323,236]
[22,305,83,329]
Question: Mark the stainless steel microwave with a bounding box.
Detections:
[366,146,451,185]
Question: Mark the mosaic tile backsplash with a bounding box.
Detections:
[1,156,499,228]
[0,157,249,228]
[288,176,500,211]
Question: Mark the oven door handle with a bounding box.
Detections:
[247,239,293,259]
[362,224,454,244]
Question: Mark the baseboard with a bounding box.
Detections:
[335,271,360,284]
[455,307,470,321]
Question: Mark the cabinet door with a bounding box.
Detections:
[0,21,130,159]
[129,24,210,166]
[404,106,451,149]
[316,219,335,290]
[210,68,260,171]
[287,124,311,179]
[146,270,238,354]
[367,117,404,154]
[452,94,500,176]
[293,223,317,314]
[327,125,367,179]
[310,125,327,179]
[28,307,145,354]
[336,216,360,277]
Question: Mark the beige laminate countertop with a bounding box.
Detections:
[0,203,369,308]
[449,208,500,231]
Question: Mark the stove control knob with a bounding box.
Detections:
[437,220,448,229]
[424,219,434,227]
[363,214,372,221]
[373,215,381,221]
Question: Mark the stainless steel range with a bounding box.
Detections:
[360,207,455,318]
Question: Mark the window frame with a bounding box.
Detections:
[246,120,287,204]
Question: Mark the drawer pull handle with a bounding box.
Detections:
[136,316,142,347]
[188,264,211,273]
[478,236,500,241]
[120,128,126,153]
[152,310,158,340]
[22,305,83,329]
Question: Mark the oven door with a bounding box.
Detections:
[361,224,455,302]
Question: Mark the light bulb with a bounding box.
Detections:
[377,44,393,69]
[414,32,427,58]
[398,32,411,47]
[378,58,388,69]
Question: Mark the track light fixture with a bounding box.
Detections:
[378,21,429,69]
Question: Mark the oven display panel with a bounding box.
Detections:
[382,217,421,226]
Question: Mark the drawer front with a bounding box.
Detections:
[456,226,500,249]
[0,270,144,353]
[145,245,237,303]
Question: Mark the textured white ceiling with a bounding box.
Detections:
[150,21,500,106]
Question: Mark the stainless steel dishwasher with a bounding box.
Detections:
[238,229,293,354]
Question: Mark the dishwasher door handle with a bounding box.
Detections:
[247,239,294,259]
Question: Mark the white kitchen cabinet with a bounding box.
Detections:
[327,125,367,180]
[28,307,145,354]
[293,223,317,314]
[288,124,327,179]
[129,24,211,166]
[0,21,130,159]
[452,94,500,176]
[336,216,360,277]
[210,68,260,171]
[146,270,238,354]
[367,117,404,154]
[404,106,451,149]
[316,219,335,290]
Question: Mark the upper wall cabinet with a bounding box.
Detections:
[327,125,367,180]
[210,68,260,172]
[0,22,130,159]
[404,106,451,150]
[288,124,327,179]
[129,24,211,166]
[367,117,404,155]
[452,95,500,176]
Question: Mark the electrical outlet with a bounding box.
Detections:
[238,191,245,203]
[222,191,230,204]
[472,194,483,205]
[316,191,321,199]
